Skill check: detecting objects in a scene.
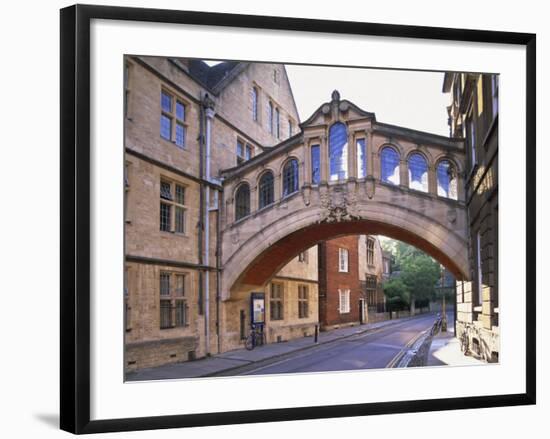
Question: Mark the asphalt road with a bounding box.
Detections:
[244,313,438,375]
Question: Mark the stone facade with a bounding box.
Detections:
[124,57,310,371]
[124,55,473,372]
[443,72,499,362]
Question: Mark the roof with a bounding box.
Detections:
[186,59,247,94]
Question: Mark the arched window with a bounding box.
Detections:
[329,122,348,181]
[437,160,458,200]
[381,147,400,185]
[282,159,299,197]
[408,153,428,192]
[251,87,258,122]
[258,171,274,208]
[235,184,250,221]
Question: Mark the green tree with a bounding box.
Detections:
[381,239,441,311]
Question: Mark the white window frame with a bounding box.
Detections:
[339,289,350,314]
[338,248,349,272]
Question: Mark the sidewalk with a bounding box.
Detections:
[427,325,485,367]
[126,314,432,381]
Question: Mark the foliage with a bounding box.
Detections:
[382,239,442,308]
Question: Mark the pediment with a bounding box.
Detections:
[300,90,376,129]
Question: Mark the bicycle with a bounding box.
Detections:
[245,324,266,351]
[460,330,470,355]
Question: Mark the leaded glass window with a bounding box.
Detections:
[408,153,428,192]
[311,144,321,184]
[356,138,367,179]
[259,171,274,209]
[381,147,400,185]
[329,122,348,181]
[235,184,250,220]
[437,160,458,200]
[282,159,299,197]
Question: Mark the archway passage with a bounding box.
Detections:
[234,219,467,291]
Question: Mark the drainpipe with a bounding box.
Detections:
[203,94,216,356]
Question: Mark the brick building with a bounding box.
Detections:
[318,235,385,330]
[443,72,499,361]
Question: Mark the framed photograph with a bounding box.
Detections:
[60,4,536,434]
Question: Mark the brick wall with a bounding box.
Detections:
[318,236,363,328]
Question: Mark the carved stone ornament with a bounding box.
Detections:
[302,186,311,206]
[319,183,361,223]
[447,208,457,224]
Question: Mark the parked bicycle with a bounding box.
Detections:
[245,324,266,351]
[460,330,470,355]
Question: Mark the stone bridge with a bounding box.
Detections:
[219,91,468,300]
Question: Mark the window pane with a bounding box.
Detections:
[282,159,299,196]
[437,160,458,200]
[160,203,171,231]
[259,172,274,208]
[175,275,185,297]
[175,185,185,205]
[311,145,320,184]
[237,140,244,158]
[176,101,185,121]
[408,153,428,192]
[160,181,173,200]
[381,147,400,185]
[329,122,348,181]
[356,138,367,179]
[275,108,280,138]
[235,184,250,220]
[175,206,185,233]
[160,273,170,296]
[245,145,252,160]
[175,300,186,326]
[161,91,172,112]
[160,114,172,140]
[160,300,172,328]
[252,87,258,121]
[175,123,185,147]
[267,102,273,133]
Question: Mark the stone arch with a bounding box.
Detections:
[376,141,404,157]
[433,153,463,174]
[222,201,469,300]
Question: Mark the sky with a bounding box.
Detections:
[285,64,449,136]
[205,60,451,137]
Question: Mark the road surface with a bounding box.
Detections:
[243,313,438,375]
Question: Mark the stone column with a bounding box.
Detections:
[428,164,438,195]
[457,171,465,202]
[367,131,375,177]
[304,138,311,186]
[320,133,328,183]
[399,159,409,188]
[348,130,356,180]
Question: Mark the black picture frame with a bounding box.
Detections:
[60,4,536,434]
